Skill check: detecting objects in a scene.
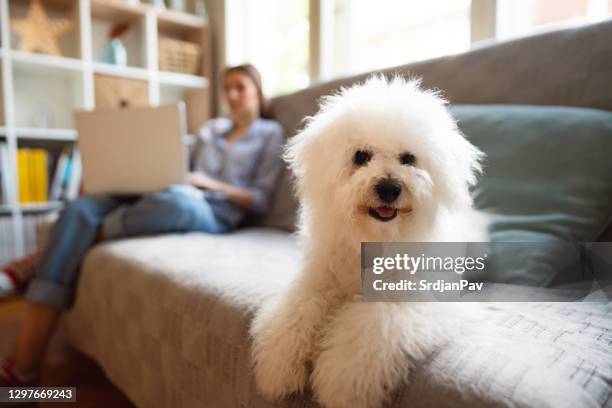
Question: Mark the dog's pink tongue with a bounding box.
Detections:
[375,207,396,218]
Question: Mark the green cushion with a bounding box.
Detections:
[450,105,612,286]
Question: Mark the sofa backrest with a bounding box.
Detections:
[260,19,612,231]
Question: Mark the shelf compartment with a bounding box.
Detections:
[94,73,149,109]
[91,1,147,69]
[9,0,82,59]
[13,67,85,129]
[157,23,208,78]
[16,139,78,208]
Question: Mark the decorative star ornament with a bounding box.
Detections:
[11,0,74,57]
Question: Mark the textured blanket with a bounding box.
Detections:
[63,230,612,408]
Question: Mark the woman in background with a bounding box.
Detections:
[0,64,285,385]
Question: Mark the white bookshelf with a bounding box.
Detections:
[0,0,211,260]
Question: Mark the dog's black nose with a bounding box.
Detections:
[375,179,402,203]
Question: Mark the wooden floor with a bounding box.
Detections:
[0,297,135,408]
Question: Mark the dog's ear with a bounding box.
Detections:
[439,129,484,210]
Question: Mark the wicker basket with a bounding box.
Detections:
[158,37,201,75]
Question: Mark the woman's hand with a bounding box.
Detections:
[189,172,222,191]
[189,171,255,209]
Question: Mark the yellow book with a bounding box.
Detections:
[35,150,49,202]
[28,149,38,202]
[28,150,38,202]
[17,149,31,203]
[28,149,47,202]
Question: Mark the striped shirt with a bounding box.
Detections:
[190,117,285,227]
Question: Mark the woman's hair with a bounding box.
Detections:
[223,64,274,119]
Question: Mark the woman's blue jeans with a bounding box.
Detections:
[24,185,230,309]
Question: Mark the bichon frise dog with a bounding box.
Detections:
[251,75,487,408]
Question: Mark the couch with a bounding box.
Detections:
[63,20,612,408]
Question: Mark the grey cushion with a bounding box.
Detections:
[451,105,612,286]
[255,168,297,231]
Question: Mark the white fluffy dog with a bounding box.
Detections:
[251,76,487,408]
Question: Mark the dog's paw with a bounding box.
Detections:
[251,282,334,401]
[252,344,308,400]
[311,349,397,408]
[251,298,313,400]
[251,327,309,400]
[311,302,433,408]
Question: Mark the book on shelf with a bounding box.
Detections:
[31,149,49,203]
[0,143,10,205]
[66,149,82,200]
[18,148,49,203]
[49,145,81,202]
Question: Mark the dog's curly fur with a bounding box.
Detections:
[251,76,487,408]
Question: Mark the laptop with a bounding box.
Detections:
[75,103,188,194]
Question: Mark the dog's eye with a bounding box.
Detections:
[353,150,372,166]
[399,152,416,166]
